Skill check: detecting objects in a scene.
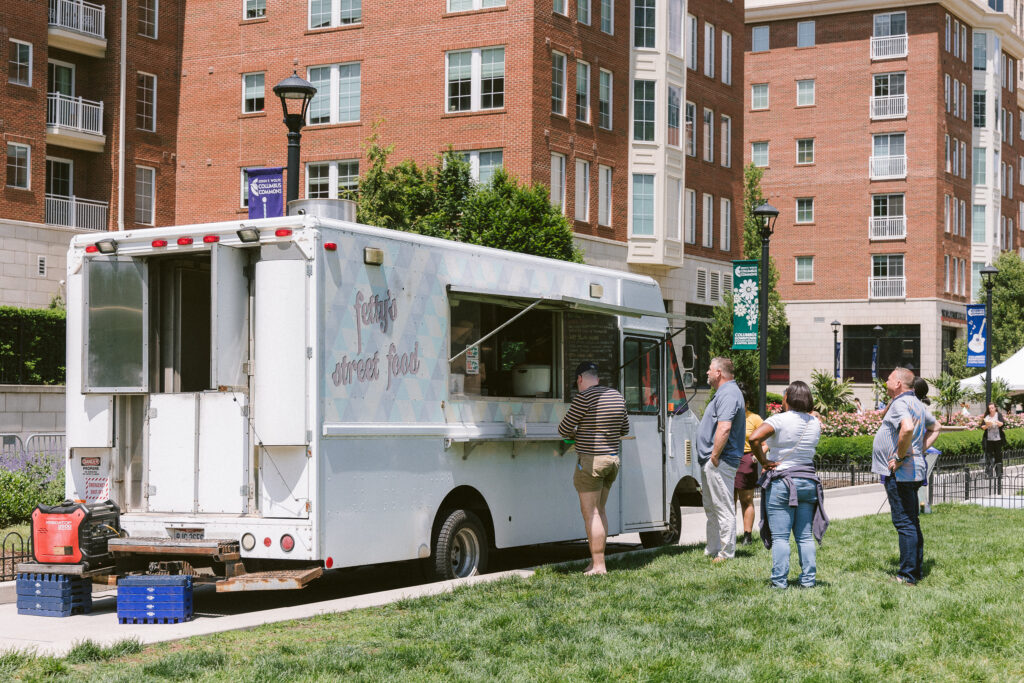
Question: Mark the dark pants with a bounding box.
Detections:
[885,477,923,584]
[985,439,1004,474]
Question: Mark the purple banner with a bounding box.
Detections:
[247,167,284,219]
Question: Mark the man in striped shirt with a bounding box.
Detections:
[559,361,630,575]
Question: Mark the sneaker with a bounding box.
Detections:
[893,576,916,586]
[741,532,752,546]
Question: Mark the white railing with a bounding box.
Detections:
[48,0,105,40]
[870,155,907,179]
[47,92,103,136]
[869,216,907,240]
[871,34,908,60]
[45,194,108,230]
[870,94,907,119]
[869,276,906,299]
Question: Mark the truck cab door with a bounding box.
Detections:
[619,335,666,530]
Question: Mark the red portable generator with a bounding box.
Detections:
[31,500,121,569]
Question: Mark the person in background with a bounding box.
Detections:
[747,381,828,589]
[558,361,629,576]
[960,402,971,417]
[854,397,864,414]
[696,357,747,563]
[913,377,933,415]
[733,381,763,547]
[982,402,1006,481]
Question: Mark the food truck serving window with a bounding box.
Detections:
[449,299,558,398]
[83,257,148,393]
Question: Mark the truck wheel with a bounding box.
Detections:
[639,494,682,548]
[431,509,488,581]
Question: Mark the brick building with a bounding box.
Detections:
[745,0,1024,391]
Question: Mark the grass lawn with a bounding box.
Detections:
[1,524,30,551]
[3,504,1024,681]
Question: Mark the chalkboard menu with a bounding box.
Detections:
[563,312,620,400]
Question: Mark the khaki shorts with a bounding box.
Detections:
[573,454,620,493]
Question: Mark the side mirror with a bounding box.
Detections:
[680,344,696,371]
[683,371,695,389]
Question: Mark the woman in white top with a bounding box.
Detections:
[748,380,823,588]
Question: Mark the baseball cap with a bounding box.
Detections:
[575,361,598,377]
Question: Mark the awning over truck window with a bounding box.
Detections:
[446,285,669,319]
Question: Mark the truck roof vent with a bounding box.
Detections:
[287,198,356,222]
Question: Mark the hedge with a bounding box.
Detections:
[816,428,1024,464]
[0,306,66,385]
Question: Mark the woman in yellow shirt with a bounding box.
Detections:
[734,382,763,546]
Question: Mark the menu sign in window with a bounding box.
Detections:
[563,312,620,399]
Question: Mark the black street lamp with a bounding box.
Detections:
[273,71,317,205]
[831,320,841,379]
[752,202,779,417]
[981,264,999,408]
[872,324,884,379]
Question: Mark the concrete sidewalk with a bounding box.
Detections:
[0,483,890,657]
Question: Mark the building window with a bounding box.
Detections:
[703,23,715,78]
[945,15,951,52]
[634,0,655,49]
[575,159,590,221]
[961,83,966,121]
[720,115,731,167]
[310,0,361,29]
[796,20,815,48]
[752,25,769,52]
[550,153,565,209]
[959,199,966,236]
[696,269,707,300]
[960,259,966,296]
[874,12,906,38]
[632,174,655,235]
[796,79,815,106]
[944,135,950,172]
[960,140,966,179]
[873,132,904,157]
[136,72,156,131]
[135,166,155,225]
[667,177,681,240]
[449,0,506,9]
[796,197,814,223]
[974,90,986,127]
[972,261,983,300]
[687,14,697,69]
[6,143,30,189]
[245,0,266,19]
[633,80,655,141]
[446,47,504,113]
[720,198,731,251]
[552,52,566,115]
[944,194,950,232]
[874,72,904,98]
[751,141,768,167]
[751,83,769,110]
[8,40,31,86]
[960,24,967,61]
[974,31,987,70]
[684,101,695,156]
[796,138,814,164]
[576,61,590,122]
[598,165,612,226]
[702,193,713,247]
[952,137,958,176]
[138,0,158,37]
[306,160,359,199]
[458,150,503,184]
[873,193,904,218]
[944,74,950,111]
[577,0,590,24]
[598,70,612,129]
[240,168,258,208]
[721,31,732,85]
[553,0,566,14]
[953,78,959,117]
[972,204,986,242]
[795,256,814,282]
[685,188,696,243]
[37,256,47,278]
[667,85,681,147]
[242,73,265,113]
[668,0,683,56]
[702,108,713,162]
[600,0,613,34]
[973,147,986,186]
[873,254,904,279]
[309,63,361,123]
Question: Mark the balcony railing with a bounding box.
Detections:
[45,194,108,230]
[869,216,907,240]
[870,94,907,120]
[48,0,105,40]
[47,93,103,136]
[870,155,907,180]
[869,276,906,299]
[871,34,907,60]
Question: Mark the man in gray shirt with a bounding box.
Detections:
[697,357,747,562]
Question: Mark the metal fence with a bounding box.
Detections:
[927,449,1024,509]
[0,434,64,581]
[1,532,33,582]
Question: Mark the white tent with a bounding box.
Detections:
[960,345,1024,392]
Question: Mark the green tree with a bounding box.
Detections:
[809,369,855,415]
[707,164,789,394]
[988,378,1013,411]
[355,134,433,232]
[983,251,1024,364]
[942,337,973,381]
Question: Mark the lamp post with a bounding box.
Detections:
[272,71,317,205]
[872,324,884,408]
[981,264,999,408]
[752,202,779,417]
[831,320,841,379]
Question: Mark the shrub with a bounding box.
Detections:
[0,454,66,527]
[815,427,1024,463]
[0,306,66,385]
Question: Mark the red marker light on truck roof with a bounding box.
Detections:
[85,245,99,253]
[324,242,337,251]
[152,239,168,248]
[274,228,292,237]
[203,235,220,243]
[178,237,194,246]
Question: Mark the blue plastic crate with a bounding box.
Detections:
[117,575,193,588]
[17,599,92,618]
[16,577,91,599]
[118,588,192,603]
[118,615,192,625]
[117,575,194,625]
[17,594,91,612]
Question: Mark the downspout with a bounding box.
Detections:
[117,0,127,231]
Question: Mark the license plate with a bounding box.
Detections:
[169,528,204,540]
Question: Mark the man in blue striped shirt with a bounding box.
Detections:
[872,367,940,585]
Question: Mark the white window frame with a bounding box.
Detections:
[576,60,590,123]
[458,149,503,184]
[720,197,731,251]
[245,0,266,19]
[751,141,769,167]
[136,72,157,132]
[944,74,950,112]
[8,39,32,87]
[553,0,567,15]
[552,51,567,116]
[953,18,960,57]
[796,197,814,223]
[752,25,769,53]
[796,138,814,165]
[796,79,815,106]
[598,69,613,130]
[667,177,681,241]
[633,79,656,142]
[685,188,696,243]
[944,194,951,233]
[684,101,695,156]
[720,115,731,167]
[600,0,614,34]
[138,0,159,38]
[702,107,713,162]
[961,82,967,120]
[306,159,360,199]
[634,0,656,49]
[632,173,655,236]
[6,142,31,190]
[308,62,361,124]
[309,0,362,29]
[242,72,265,114]
[687,14,697,69]
[945,15,951,52]
[598,165,612,226]
[668,0,683,57]
[240,167,257,208]
[578,0,590,26]
[702,193,714,247]
[961,141,967,179]
[550,153,566,210]
[575,159,590,222]
[751,83,769,110]
[721,31,732,85]
[445,47,504,114]
[135,165,156,225]
[36,256,47,278]
[796,20,815,48]
[703,23,715,78]
[667,85,682,148]
[795,256,814,282]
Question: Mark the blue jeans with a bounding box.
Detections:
[885,477,923,583]
[766,478,818,588]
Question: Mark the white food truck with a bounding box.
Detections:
[64,201,705,590]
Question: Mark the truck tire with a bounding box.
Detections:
[639,494,682,548]
[430,509,488,581]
